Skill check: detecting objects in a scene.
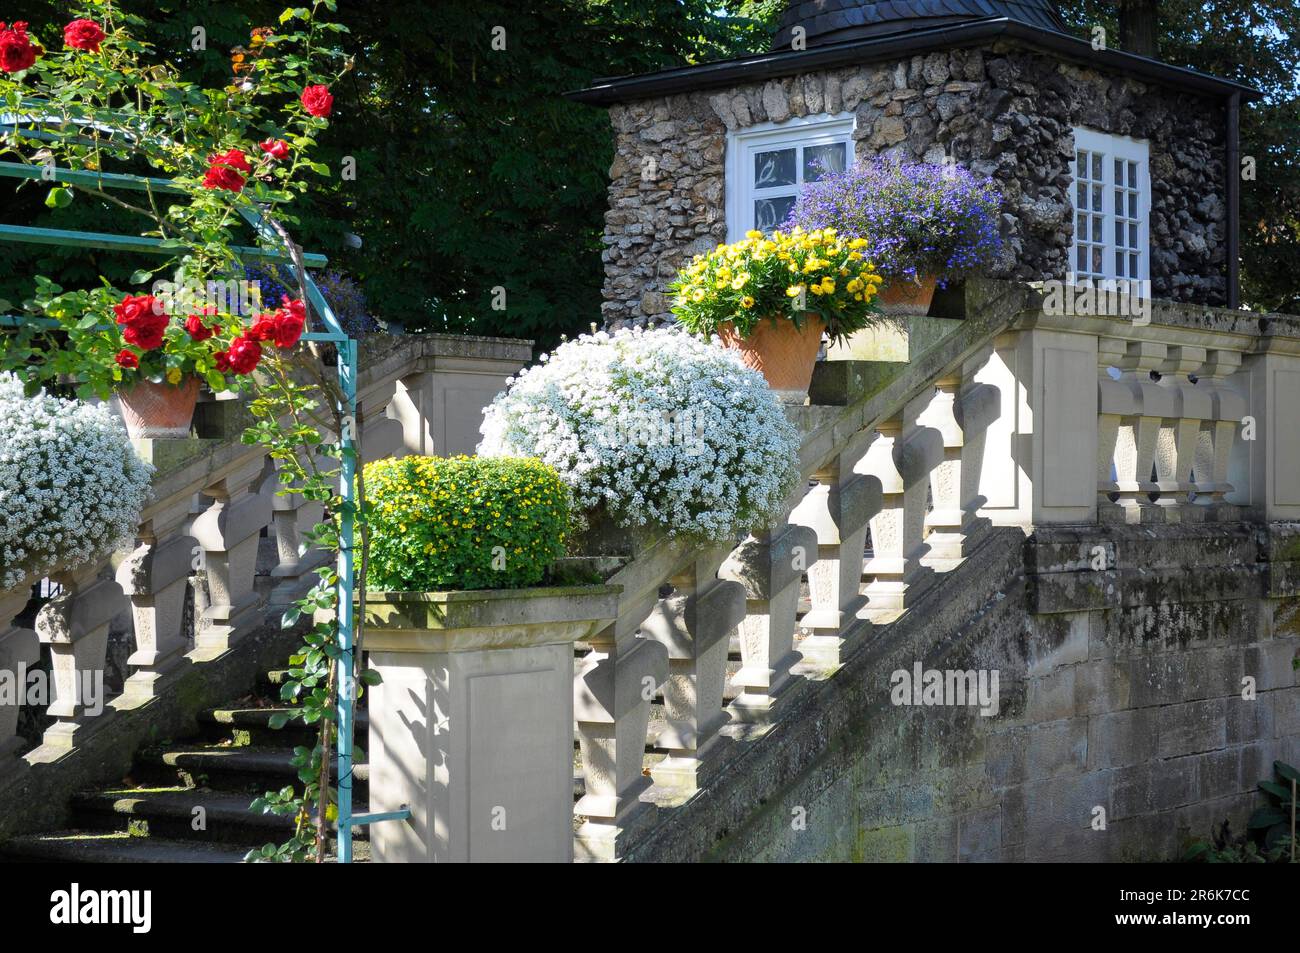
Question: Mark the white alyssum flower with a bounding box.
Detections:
[0,373,153,592]
[479,327,800,541]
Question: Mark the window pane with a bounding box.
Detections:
[1129,222,1138,247]
[1116,251,1125,276]
[1092,184,1103,211]
[1092,153,1103,179]
[1128,162,1137,188]
[1077,246,1087,270]
[1076,182,1087,208]
[1092,246,1103,272]
[1115,220,1123,245]
[1093,215,1103,239]
[803,143,847,182]
[1128,191,1137,217]
[1131,252,1139,276]
[1077,151,1087,178]
[755,195,796,232]
[754,149,796,188]
[1077,213,1088,240]
[1114,158,1123,182]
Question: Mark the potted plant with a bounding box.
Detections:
[478,326,801,544]
[359,453,618,862]
[0,372,152,594]
[669,227,884,400]
[787,158,1003,315]
[17,278,308,438]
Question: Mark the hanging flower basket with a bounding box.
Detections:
[117,376,201,438]
[876,275,939,316]
[717,313,826,401]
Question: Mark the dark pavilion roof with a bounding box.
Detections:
[775,0,1065,48]
[566,13,1260,106]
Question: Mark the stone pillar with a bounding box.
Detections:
[190,458,272,654]
[1111,341,1168,523]
[789,442,879,673]
[115,499,196,704]
[1193,349,1246,517]
[365,585,619,863]
[640,546,743,799]
[720,518,817,729]
[36,565,125,751]
[1152,345,1209,520]
[574,609,669,861]
[1096,337,1130,520]
[0,590,39,770]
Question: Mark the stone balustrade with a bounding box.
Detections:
[3,282,1299,862]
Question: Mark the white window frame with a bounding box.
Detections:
[1070,127,1151,286]
[725,113,856,242]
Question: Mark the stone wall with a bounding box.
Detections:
[627,522,1300,862]
[601,40,1228,327]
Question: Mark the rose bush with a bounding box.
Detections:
[0,372,152,592]
[479,326,801,541]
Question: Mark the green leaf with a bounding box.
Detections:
[1247,806,1287,829]
[1275,760,1300,785]
[129,269,153,285]
[267,711,293,730]
[44,187,73,209]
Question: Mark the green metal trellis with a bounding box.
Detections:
[0,136,396,862]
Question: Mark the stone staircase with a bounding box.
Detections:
[0,669,372,863]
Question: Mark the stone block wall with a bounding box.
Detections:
[601,41,1228,327]
[638,523,1299,862]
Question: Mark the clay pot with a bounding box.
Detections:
[877,275,938,316]
[117,377,201,439]
[718,314,827,403]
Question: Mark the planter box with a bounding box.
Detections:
[361,583,620,862]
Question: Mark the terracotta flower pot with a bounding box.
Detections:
[718,314,826,403]
[117,376,201,439]
[877,275,939,316]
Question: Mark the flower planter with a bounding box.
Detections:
[361,581,620,862]
[116,377,201,439]
[877,276,938,316]
[718,314,826,403]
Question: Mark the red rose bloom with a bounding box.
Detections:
[0,22,42,73]
[224,334,262,375]
[202,148,252,193]
[246,312,277,342]
[115,349,139,369]
[114,294,169,350]
[259,138,290,160]
[269,307,305,349]
[184,313,218,341]
[63,18,105,52]
[213,351,232,373]
[300,84,333,118]
[281,296,306,322]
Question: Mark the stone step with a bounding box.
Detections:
[136,745,370,797]
[0,831,252,863]
[196,705,369,745]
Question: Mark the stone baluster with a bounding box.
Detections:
[386,370,437,455]
[789,437,879,674]
[359,379,407,464]
[190,457,273,655]
[720,513,818,730]
[267,450,329,606]
[115,498,197,704]
[910,376,972,571]
[1111,341,1168,522]
[858,420,907,620]
[1192,349,1246,517]
[1096,337,1130,519]
[1152,346,1209,520]
[573,605,668,861]
[35,564,125,751]
[955,346,1003,535]
[0,590,40,770]
[640,545,744,799]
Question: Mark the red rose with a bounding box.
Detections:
[259,138,290,160]
[300,84,333,118]
[63,19,105,52]
[269,307,305,349]
[214,350,232,373]
[202,148,252,193]
[224,334,262,375]
[114,294,169,350]
[115,349,139,369]
[0,22,42,73]
[281,296,306,322]
[246,312,277,342]
[184,313,218,341]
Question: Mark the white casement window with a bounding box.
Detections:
[1071,128,1150,285]
[725,114,855,241]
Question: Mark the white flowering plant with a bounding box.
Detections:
[478,327,801,542]
[0,373,153,592]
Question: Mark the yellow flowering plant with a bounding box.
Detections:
[363,455,569,591]
[669,227,885,341]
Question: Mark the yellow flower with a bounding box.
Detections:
[786,284,805,298]
[166,367,182,385]
[740,295,755,309]
[691,288,706,302]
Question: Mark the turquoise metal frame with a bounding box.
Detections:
[0,149,403,862]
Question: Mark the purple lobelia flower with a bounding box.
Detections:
[786,157,1003,287]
